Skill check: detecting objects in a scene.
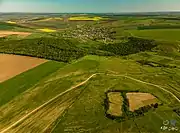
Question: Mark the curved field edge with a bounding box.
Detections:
[1,73,179,133]
[0,55,179,133]
[0,61,66,107]
[50,74,180,133]
[0,54,47,83]
[128,29,180,42]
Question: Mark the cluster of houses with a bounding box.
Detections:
[62,24,115,43]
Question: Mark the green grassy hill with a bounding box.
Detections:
[0,55,179,133]
[0,14,180,133]
[130,29,180,41]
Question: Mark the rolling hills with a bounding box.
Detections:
[0,13,180,133]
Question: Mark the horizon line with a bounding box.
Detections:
[0,11,180,14]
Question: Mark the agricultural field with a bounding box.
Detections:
[68,16,104,21]
[129,29,180,41]
[106,92,123,117]
[0,54,47,83]
[126,92,158,112]
[0,31,31,37]
[0,12,180,133]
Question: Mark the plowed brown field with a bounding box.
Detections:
[0,54,47,83]
[0,31,31,37]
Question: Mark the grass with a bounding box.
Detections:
[6,88,83,133]
[0,61,65,107]
[1,14,180,133]
[0,22,30,31]
[129,29,180,41]
[51,75,177,133]
[50,56,180,133]
[0,55,179,133]
[0,22,18,30]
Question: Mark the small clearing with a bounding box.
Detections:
[0,54,47,83]
[0,31,31,37]
[126,92,158,112]
[107,92,123,117]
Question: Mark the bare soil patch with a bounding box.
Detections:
[126,92,158,112]
[107,92,123,117]
[0,54,47,83]
[0,31,31,37]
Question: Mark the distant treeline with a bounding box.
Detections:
[100,37,157,56]
[0,38,86,62]
[138,25,180,30]
[0,37,158,62]
[161,17,180,21]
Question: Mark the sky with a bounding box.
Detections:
[0,0,180,13]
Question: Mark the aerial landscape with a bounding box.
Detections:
[0,0,180,133]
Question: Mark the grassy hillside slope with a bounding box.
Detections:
[0,61,65,107]
[0,55,179,133]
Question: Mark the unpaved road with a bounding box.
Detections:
[0,54,47,83]
[0,74,96,133]
[1,73,179,133]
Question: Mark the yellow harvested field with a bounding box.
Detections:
[107,92,123,116]
[38,28,56,32]
[6,21,16,24]
[36,17,63,22]
[54,17,63,20]
[126,92,158,112]
[69,16,103,21]
[0,54,47,83]
[0,35,8,37]
[0,31,31,37]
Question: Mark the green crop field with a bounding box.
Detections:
[0,61,65,106]
[0,13,180,133]
[129,29,180,41]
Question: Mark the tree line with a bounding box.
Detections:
[0,37,87,62]
[100,37,157,56]
[0,36,158,63]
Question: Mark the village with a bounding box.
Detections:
[62,24,115,43]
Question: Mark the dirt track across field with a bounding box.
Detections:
[0,54,47,83]
[0,73,179,133]
[0,31,31,37]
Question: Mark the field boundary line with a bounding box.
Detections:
[1,72,180,133]
[105,72,180,103]
[123,75,180,103]
[0,74,97,133]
